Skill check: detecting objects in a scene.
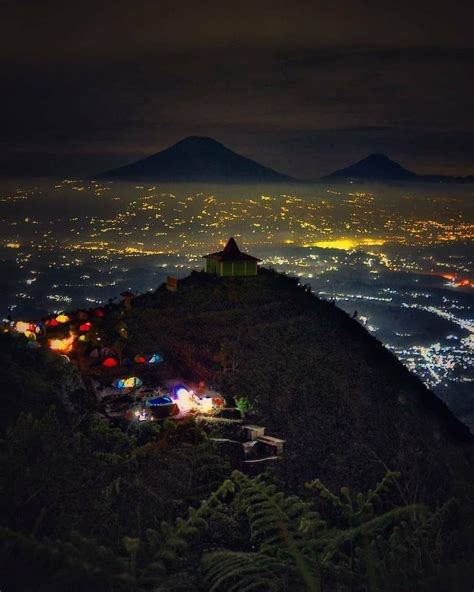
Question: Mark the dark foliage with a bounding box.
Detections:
[0,272,473,590]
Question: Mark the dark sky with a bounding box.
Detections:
[1,0,473,179]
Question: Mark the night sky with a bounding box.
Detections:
[1,0,473,179]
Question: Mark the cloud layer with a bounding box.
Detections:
[1,0,473,178]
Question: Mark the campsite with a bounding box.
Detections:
[1,263,473,591]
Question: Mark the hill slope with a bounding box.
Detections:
[125,270,473,499]
[323,153,474,183]
[1,270,474,590]
[97,136,297,183]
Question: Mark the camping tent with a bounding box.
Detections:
[146,396,179,419]
[147,354,163,364]
[56,314,70,324]
[102,357,119,368]
[112,377,143,389]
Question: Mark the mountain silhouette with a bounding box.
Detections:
[98,136,297,183]
[323,154,420,181]
[323,153,474,183]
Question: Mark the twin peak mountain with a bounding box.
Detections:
[98,136,473,184]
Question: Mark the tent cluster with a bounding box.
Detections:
[7,301,106,338]
[2,320,42,347]
[6,308,102,352]
[45,314,70,327]
[8,309,164,371]
[40,306,104,331]
[93,351,164,368]
[111,382,224,422]
[13,321,41,340]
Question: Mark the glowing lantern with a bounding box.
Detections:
[49,333,75,353]
[199,397,214,413]
[24,330,36,340]
[172,386,199,412]
[14,321,30,335]
[135,409,148,422]
[94,308,105,318]
[78,334,88,342]
[134,355,146,364]
[46,318,60,327]
[147,354,163,364]
[79,322,92,332]
[176,387,190,398]
[56,314,70,324]
[102,357,118,368]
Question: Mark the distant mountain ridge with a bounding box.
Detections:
[97,136,297,183]
[322,153,474,183]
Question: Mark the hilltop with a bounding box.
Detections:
[323,153,474,183]
[1,268,474,590]
[97,136,298,183]
[123,269,473,498]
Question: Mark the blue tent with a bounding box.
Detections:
[146,395,179,419]
[147,353,164,364]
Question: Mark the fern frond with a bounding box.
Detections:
[202,550,288,592]
[319,504,427,566]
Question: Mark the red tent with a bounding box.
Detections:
[102,357,118,368]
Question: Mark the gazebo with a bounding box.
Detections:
[203,237,261,277]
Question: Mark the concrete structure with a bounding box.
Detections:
[242,424,266,441]
[257,435,285,455]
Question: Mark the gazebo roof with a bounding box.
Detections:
[203,237,261,262]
